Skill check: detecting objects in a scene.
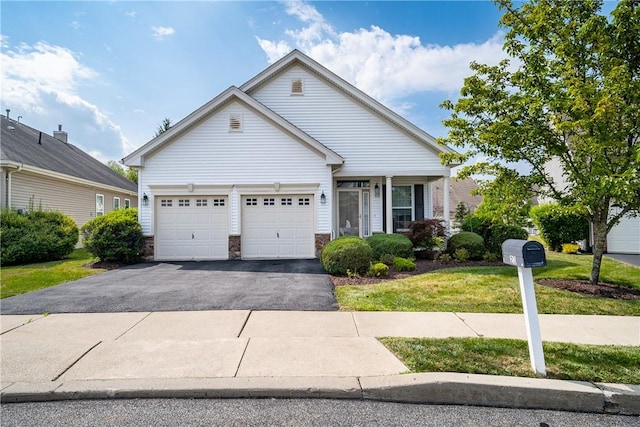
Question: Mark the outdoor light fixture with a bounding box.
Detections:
[142,193,149,207]
[320,191,326,205]
[374,183,380,198]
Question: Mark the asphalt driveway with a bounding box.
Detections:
[0,260,338,314]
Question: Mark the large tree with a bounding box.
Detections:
[154,117,172,137]
[106,160,138,184]
[439,0,640,286]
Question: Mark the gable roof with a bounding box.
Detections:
[240,49,458,159]
[1,116,137,194]
[123,86,343,167]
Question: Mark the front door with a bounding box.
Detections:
[337,190,370,238]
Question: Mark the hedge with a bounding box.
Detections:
[81,208,144,263]
[320,236,372,276]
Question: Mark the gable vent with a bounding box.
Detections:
[229,114,242,131]
[291,78,303,95]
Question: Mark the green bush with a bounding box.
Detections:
[366,233,413,260]
[380,253,396,265]
[530,204,589,252]
[447,231,485,260]
[393,257,416,272]
[0,208,78,265]
[81,208,144,264]
[321,236,372,276]
[454,247,470,262]
[405,219,447,249]
[483,252,500,262]
[369,262,389,277]
[486,224,528,254]
[438,253,453,262]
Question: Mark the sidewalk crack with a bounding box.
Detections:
[454,312,482,337]
[114,312,153,340]
[234,338,250,378]
[51,341,102,382]
[351,312,361,337]
[237,311,252,338]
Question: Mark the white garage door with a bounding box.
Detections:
[607,213,640,254]
[156,196,229,260]
[242,195,314,259]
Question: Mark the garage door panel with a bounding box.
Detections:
[242,195,314,259]
[156,196,229,261]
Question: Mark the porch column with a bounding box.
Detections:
[385,176,393,234]
[443,176,451,234]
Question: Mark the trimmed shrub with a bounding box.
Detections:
[454,247,470,262]
[1,208,78,265]
[562,243,580,254]
[380,253,396,265]
[447,231,485,260]
[483,252,500,262]
[486,224,528,254]
[530,204,589,252]
[369,262,389,277]
[406,219,447,249]
[366,233,413,260]
[321,236,372,276]
[393,257,416,272]
[81,208,144,264]
[438,253,453,262]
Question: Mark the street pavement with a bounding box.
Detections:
[1,310,639,415]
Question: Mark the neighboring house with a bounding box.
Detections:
[432,177,483,220]
[542,157,639,255]
[123,50,457,261]
[1,114,138,230]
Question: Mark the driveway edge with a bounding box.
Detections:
[1,374,638,415]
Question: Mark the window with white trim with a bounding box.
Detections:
[178,199,190,207]
[281,198,292,206]
[124,199,131,208]
[229,114,243,132]
[196,199,208,207]
[392,186,412,232]
[161,199,173,207]
[298,197,310,206]
[291,78,304,95]
[246,198,257,206]
[213,198,225,206]
[113,197,120,210]
[96,194,104,216]
[263,198,275,206]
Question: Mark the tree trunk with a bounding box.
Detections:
[590,219,608,286]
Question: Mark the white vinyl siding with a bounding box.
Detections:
[249,66,445,177]
[607,210,640,254]
[9,170,136,228]
[139,101,330,236]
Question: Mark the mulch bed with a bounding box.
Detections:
[331,259,640,301]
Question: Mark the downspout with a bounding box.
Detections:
[6,163,23,208]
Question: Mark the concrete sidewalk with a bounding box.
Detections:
[1,311,639,414]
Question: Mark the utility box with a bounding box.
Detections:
[502,239,547,268]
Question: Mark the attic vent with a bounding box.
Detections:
[229,114,243,132]
[291,78,303,95]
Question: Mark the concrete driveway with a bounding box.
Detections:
[0,260,338,314]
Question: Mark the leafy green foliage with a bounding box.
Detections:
[562,243,580,254]
[368,262,389,277]
[438,0,640,285]
[106,160,138,184]
[320,236,372,276]
[461,215,528,255]
[1,209,78,265]
[447,231,485,260]
[405,219,447,250]
[81,208,144,264]
[472,170,533,227]
[366,233,413,260]
[530,203,589,252]
[393,257,416,272]
[454,248,470,262]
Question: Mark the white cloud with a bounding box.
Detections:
[257,1,508,104]
[151,26,175,41]
[125,10,137,18]
[0,38,135,158]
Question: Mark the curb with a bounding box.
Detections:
[2,374,639,415]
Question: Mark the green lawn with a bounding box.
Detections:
[336,252,640,315]
[0,249,105,299]
[380,337,640,384]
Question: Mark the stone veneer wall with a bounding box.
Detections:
[228,235,241,259]
[315,233,331,257]
[142,236,154,260]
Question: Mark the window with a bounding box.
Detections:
[229,114,243,131]
[392,186,412,232]
[281,198,292,206]
[213,199,225,206]
[246,198,257,206]
[161,199,173,207]
[196,199,208,207]
[178,199,190,207]
[124,199,131,208]
[298,198,310,206]
[263,198,275,206]
[113,197,120,210]
[96,194,104,216]
[291,78,304,95]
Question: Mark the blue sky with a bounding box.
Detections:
[0,1,615,166]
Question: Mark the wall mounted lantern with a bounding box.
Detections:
[142,193,149,207]
[374,183,380,198]
[320,191,326,205]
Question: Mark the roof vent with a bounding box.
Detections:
[291,78,303,95]
[53,124,68,143]
[229,114,242,132]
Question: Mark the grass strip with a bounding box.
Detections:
[380,337,640,384]
[1,249,104,299]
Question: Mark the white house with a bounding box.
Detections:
[123,50,457,260]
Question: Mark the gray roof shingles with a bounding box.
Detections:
[1,116,137,193]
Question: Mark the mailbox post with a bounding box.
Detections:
[502,239,547,376]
